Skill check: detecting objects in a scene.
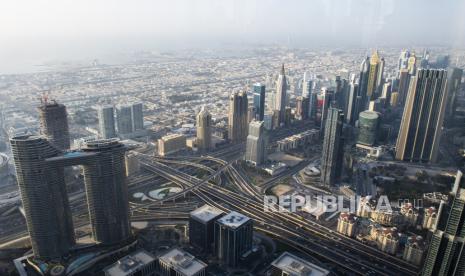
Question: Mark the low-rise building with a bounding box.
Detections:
[422,206,438,230]
[104,249,157,276]
[159,248,207,276]
[276,129,319,152]
[158,133,187,156]
[370,226,400,255]
[403,236,425,266]
[269,251,330,276]
[337,212,357,237]
[400,203,419,226]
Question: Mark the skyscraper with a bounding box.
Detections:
[196,106,212,151]
[422,170,465,276]
[345,74,358,125]
[358,56,370,111]
[116,104,133,134]
[295,96,309,120]
[98,105,116,139]
[395,69,448,163]
[81,139,131,244]
[302,79,313,98]
[131,102,144,131]
[445,67,463,122]
[398,49,410,73]
[228,90,248,143]
[11,136,131,260]
[357,110,379,146]
[366,50,384,100]
[398,69,411,105]
[245,120,267,165]
[116,103,144,136]
[189,205,224,253]
[38,98,70,150]
[10,135,75,259]
[320,108,344,187]
[214,211,253,267]
[253,83,266,121]
[274,64,287,126]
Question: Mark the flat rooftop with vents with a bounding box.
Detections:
[271,252,330,276]
[159,248,207,276]
[216,211,251,229]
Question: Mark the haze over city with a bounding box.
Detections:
[1,1,465,276]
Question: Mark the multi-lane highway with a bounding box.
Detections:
[139,155,419,276]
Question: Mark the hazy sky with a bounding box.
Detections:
[1,0,464,73]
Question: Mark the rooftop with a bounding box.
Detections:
[190,204,224,223]
[216,211,251,229]
[103,249,156,276]
[271,252,330,276]
[159,248,207,276]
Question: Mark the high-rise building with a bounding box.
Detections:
[302,79,313,98]
[214,211,253,267]
[357,110,379,146]
[320,108,344,187]
[189,205,224,253]
[308,89,318,121]
[245,121,267,166]
[116,104,133,135]
[104,249,157,276]
[358,56,370,111]
[367,50,384,100]
[398,49,411,72]
[398,69,411,105]
[38,98,70,150]
[422,170,465,276]
[116,103,144,136]
[196,106,212,152]
[318,87,333,130]
[80,139,131,244]
[345,74,358,125]
[253,83,266,121]
[10,136,131,259]
[270,252,330,276]
[274,64,287,126]
[228,90,248,143]
[10,135,75,259]
[445,67,463,122]
[395,69,448,163]
[98,105,117,139]
[131,102,144,131]
[295,96,309,120]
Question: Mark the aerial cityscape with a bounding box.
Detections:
[1,1,465,276]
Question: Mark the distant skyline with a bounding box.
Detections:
[1,0,464,74]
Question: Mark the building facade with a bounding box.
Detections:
[320,108,344,187]
[196,106,212,152]
[98,105,117,139]
[253,83,266,121]
[245,120,267,165]
[228,90,248,143]
[38,99,70,150]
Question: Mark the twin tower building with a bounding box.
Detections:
[10,99,131,260]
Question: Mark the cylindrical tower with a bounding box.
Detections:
[10,135,75,259]
[81,139,130,244]
[357,110,379,146]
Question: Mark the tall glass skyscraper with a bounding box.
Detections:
[395,69,448,163]
[320,108,344,187]
[253,83,266,121]
[38,99,70,150]
[98,105,116,139]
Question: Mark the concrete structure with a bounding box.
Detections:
[269,252,329,276]
[276,129,319,152]
[320,108,344,187]
[445,67,463,121]
[38,99,70,150]
[403,236,425,266]
[10,135,74,259]
[376,227,400,255]
[189,205,224,253]
[337,212,357,237]
[253,83,266,121]
[125,152,140,176]
[422,171,465,276]
[275,64,287,126]
[116,104,134,135]
[245,120,267,166]
[357,110,379,146]
[116,103,144,138]
[159,248,207,276]
[10,136,131,259]
[98,105,117,139]
[396,69,448,163]
[104,249,157,276]
[214,211,253,267]
[196,106,212,152]
[295,96,309,120]
[400,203,419,226]
[228,90,248,143]
[422,206,437,230]
[131,103,144,131]
[158,134,187,156]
